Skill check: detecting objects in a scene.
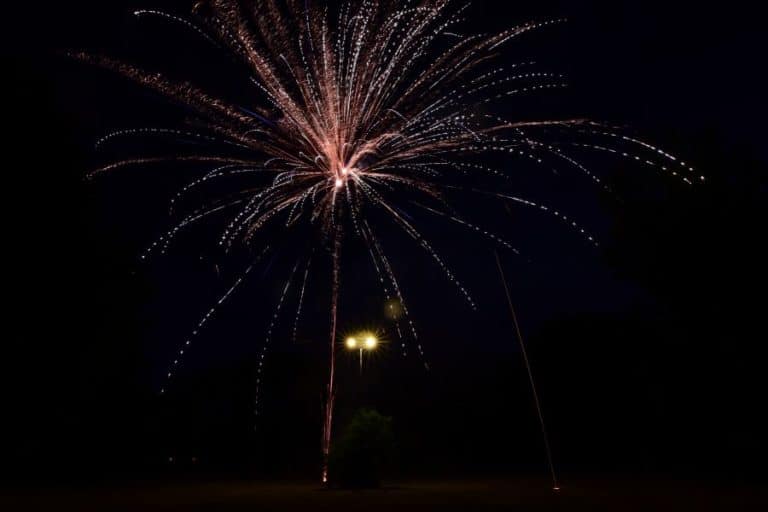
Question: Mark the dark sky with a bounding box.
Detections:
[2,0,767,482]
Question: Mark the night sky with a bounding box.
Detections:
[2,0,767,484]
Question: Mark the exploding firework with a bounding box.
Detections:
[73,0,699,483]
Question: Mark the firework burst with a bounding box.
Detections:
[73,0,700,483]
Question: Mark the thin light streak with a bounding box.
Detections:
[495,251,560,492]
[160,245,271,394]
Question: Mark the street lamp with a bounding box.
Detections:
[346,334,378,374]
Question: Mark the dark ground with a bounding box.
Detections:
[3,477,767,511]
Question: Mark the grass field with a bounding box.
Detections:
[2,477,766,511]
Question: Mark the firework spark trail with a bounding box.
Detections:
[95,127,239,150]
[76,0,699,484]
[254,259,300,416]
[363,220,426,364]
[452,187,602,247]
[413,201,522,254]
[362,226,409,356]
[495,251,559,491]
[160,245,271,394]
[291,252,314,343]
[322,222,342,484]
[169,166,263,215]
[355,177,478,309]
[143,200,245,259]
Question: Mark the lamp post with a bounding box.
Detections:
[346,334,378,374]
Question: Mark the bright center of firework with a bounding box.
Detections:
[365,336,377,349]
[335,165,355,188]
[346,337,358,349]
